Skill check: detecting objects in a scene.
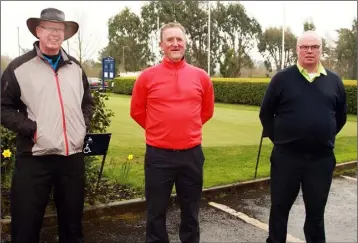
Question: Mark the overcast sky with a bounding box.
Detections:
[1,1,357,62]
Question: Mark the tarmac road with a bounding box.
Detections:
[1,174,356,242]
[211,174,357,243]
[36,203,269,243]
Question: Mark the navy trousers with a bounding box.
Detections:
[267,146,336,243]
[144,144,205,243]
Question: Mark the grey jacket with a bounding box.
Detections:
[1,41,94,156]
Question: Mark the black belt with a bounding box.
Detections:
[146,144,200,152]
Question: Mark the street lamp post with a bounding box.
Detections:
[122,46,129,73]
[17,26,20,56]
[281,2,286,70]
[207,1,211,76]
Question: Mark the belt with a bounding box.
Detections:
[146,144,200,152]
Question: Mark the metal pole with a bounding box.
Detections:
[122,46,129,73]
[17,27,20,56]
[157,16,160,64]
[67,40,70,54]
[207,1,211,76]
[122,46,125,72]
[281,2,285,70]
[95,153,107,193]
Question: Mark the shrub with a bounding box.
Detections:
[83,91,114,204]
[1,126,16,168]
[345,86,357,115]
[112,77,357,114]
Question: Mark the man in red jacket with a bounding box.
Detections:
[130,22,214,243]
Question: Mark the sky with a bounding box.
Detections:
[1,1,357,62]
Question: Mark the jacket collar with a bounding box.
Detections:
[33,41,70,62]
[161,56,186,69]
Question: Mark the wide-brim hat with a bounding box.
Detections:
[26,8,79,41]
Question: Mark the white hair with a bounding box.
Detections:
[297,30,322,46]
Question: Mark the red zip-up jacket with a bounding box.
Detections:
[130,57,214,150]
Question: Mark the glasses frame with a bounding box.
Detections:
[298,45,321,52]
[38,25,65,34]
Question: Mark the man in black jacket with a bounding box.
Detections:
[259,30,347,243]
[1,8,93,243]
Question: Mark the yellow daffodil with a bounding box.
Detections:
[127,154,134,160]
[2,149,12,158]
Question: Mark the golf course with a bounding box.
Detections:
[102,94,357,191]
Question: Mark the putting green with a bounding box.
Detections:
[105,94,356,148]
[102,94,356,190]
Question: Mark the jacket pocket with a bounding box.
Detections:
[66,114,87,153]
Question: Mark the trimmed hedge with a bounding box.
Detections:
[113,77,357,114]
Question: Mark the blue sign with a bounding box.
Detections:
[102,56,115,81]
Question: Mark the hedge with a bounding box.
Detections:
[112,77,357,114]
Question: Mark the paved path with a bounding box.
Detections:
[209,174,357,243]
[2,175,356,242]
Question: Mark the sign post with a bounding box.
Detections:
[102,56,115,90]
[82,133,112,192]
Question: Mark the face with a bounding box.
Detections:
[36,21,65,54]
[159,27,186,62]
[296,35,322,67]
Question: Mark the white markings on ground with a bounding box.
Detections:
[340,175,357,181]
[208,201,304,243]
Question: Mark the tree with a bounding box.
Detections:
[101,7,153,73]
[140,0,221,74]
[258,27,297,72]
[335,18,357,79]
[219,44,254,77]
[181,0,219,72]
[215,2,261,77]
[81,60,102,78]
[19,48,31,55]
[69,11,100,66]
[303,19,316,31]
[302,19,329,57]
[320,32,338,71]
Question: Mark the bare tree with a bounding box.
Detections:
[320,32,337,71]
[20,48,31,54]
[68,10,100,66]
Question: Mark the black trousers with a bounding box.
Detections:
[144,144,205,243]
[267,146,336,243]
[10,153,85,243]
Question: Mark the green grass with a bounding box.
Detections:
[101,94,357,192]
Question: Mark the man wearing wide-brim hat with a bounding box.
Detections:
[1,7,94,243]
[27,7,79,41]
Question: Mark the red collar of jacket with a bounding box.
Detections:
[161,56,187,69]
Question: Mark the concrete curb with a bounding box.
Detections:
[1,160,356,233]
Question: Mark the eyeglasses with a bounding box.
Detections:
[299,45,320,51]
[38,25,65,33]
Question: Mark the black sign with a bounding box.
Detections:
[83,133,112,156]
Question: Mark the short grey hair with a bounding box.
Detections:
[160,22,186,41]
[297,30,322,46]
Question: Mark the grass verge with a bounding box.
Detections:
[100,94,357,193]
